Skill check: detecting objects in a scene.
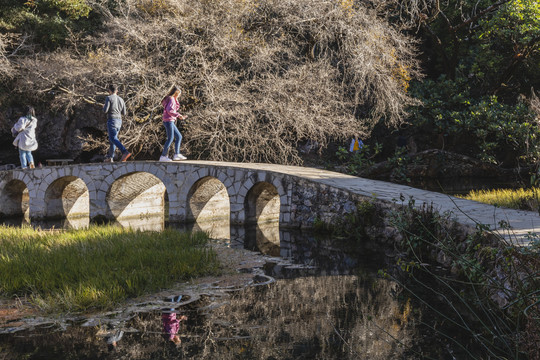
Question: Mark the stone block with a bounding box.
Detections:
[118,166,129,176]
[256,171,267,182]
[282,212,291,223]
[166,164,178,173]
[230,203,244,213]
[103,175,115,187]
[43,173,54,185]
[84,165,101,173]
[197,168,209,179]
[243,178,254,190]
[223,178,234,189]
[155,169,166,179]
[234,170,246,182]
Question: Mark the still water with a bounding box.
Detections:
[0,218,479,359]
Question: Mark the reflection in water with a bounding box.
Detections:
[0,275,421,360]
[161,295,188,346]
[189,219,230,240]
[114,215,165,232]
[0,218,480,359]
[104,329,124,352]
[231,222,280,256]
[0,217,30,228]
[1,216,89,230]
[193,275,417,360]
[2,216,369,274]
[55,216,90,229]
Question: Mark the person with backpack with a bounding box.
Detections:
[160,85,188,162]
[12,106,38,169]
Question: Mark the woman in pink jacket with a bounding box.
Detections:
[162,312,188,345]
[160,85,188,162]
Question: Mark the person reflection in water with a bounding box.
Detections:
[162,295,187,345]
[105,328,124,352]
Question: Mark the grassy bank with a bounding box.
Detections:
[0,225,220,312]
[458,187,540,212]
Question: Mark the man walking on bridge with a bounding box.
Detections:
[103,84,131,162]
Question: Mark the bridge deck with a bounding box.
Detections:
[186,161,539,246]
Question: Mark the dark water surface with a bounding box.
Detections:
[0,219,481,359]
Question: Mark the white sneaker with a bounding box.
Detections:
[172,153,187,161]
[159,156,172,162]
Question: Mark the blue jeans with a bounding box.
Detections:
[162,121,182,157]
[19,149,34,169]
[107,118,127,158]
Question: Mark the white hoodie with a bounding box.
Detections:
[12,116,38,151]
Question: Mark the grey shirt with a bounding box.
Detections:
[103,94,126,120]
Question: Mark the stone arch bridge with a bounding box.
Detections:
[0,161,538,243]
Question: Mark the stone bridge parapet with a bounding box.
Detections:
[0,161,365,229]
[1,160,539,245]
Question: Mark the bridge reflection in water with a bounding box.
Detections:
[3,214,284,257]
[3,214,366,276]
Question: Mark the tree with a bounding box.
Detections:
[384,0,540,167]
[400,0,540,96]
[477,0,540,95]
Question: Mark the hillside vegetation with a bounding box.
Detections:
[0,0,421,164]
[0,0,539,173]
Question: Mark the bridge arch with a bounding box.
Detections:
[44,176,90,221]
[186,176,230,224]
[105,171,169,226]
[242,181,281,254]
[245,181,281,225]
[0,178,30,219]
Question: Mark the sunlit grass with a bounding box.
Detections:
[0,225,221,312]
[458,187,540,212]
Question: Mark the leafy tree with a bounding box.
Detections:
[382,0,540,170]
[405,0,540,96]
[0,0,92,49]
[476,0,540,95]
[409,77,539,166]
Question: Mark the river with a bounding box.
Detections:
[0,218,489,359]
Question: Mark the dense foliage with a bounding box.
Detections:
[403,0,540,166]
[385,199,540,359]
[409,77,539,165]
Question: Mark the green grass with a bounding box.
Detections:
[458,187,540,212]
[0,225,221,312]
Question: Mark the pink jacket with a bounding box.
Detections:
[162,96,181,122]
[162,313,180,340]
